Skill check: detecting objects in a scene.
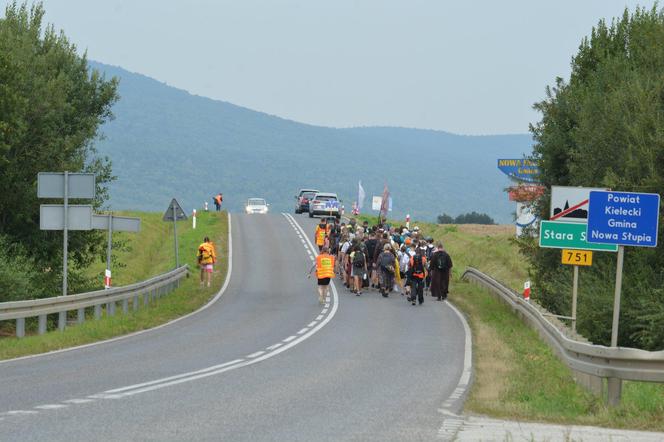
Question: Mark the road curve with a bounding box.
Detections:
[0,213,468,441]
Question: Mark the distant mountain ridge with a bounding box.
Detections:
[90,61,533,223]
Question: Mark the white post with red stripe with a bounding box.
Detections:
[523,280,531,301]
[104,269,112,289]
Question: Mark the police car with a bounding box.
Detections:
[308,192,341,219]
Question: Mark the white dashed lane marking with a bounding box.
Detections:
[34,404,68,410]
[247,351,265,358]
[266,343,283,351]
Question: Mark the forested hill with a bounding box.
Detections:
[91,61,533,223]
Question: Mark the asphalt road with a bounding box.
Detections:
[0,213,468,441]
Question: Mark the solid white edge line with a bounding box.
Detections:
[436,300,473,439]
[0,213,234,366]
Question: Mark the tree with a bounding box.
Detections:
[437,212,495,225]
[437,214,454,224]
[0,2,119,297]
[522,6,664,350]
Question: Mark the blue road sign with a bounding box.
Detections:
[586,191,660,247]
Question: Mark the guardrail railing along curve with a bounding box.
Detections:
[0,265,189,338]
[462,267,664,404]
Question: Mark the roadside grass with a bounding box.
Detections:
[353,215,664,431]
[0,211,228,361]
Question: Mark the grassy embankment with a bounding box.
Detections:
[0,210,228,361]
[356,215,664,431]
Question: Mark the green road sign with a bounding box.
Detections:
[539,220,618,252]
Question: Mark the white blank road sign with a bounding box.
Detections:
[40,205,93,230]
[550,186,606,223]
[92,215,141,232]
[37,172,95,199]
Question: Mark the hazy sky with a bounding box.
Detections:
[10,0,657,134]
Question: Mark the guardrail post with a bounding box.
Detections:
[108,301,116,316]
[16,318,25,338]
[607,378,622,406]
[133,294,139,311]
[77,308,85,324]
[122,298,128,314]
[38,314,47,335]
[94,304,102,320]
[58,311,66,331]
[143,292,149,305]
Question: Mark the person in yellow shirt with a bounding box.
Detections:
[308,246,335,304]
[197,236,217,287]
[314,217,330,252]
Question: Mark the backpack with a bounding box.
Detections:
[352,250,365,268]
[198,245,212,262]
[380,252,395,274]
[434,252,448,271]
[425,245,434,260]
[411,253,425,275]
[365,238,377,258]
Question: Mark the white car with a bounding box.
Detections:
[308,192,341,219]
[245,198,269,214]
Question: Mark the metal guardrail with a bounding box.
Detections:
[0,265,189,338]
[462,267,664,402]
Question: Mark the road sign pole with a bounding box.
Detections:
[607,245,625,406]
[63,171,69,297]
[611,245,625,347]
[572,265,579,333]
[106,214,113,289]
[173,205,179,268]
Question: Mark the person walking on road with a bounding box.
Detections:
[408,243,428,305]
[314,217,330,252]
[430,242,453,301]
[377,243,397,297]
[197,236,217,287]
[350,241,368,296]
[308,246,335,304]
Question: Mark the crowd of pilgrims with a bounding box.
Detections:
[313,217,453,305]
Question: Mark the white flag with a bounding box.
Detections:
[358,180,366,210]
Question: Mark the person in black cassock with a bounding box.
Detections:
[430,242,453,301]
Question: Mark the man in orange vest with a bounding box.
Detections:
[314,217,330,252]
[308,246,335,304]
[214,193,223,211]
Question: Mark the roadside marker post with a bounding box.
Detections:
[586,190,660,406]
[192,209,197,230]
[523,281,531,301]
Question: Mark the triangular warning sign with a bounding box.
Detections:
[163,198,188,221]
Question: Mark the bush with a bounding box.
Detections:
[0,235,44,302]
